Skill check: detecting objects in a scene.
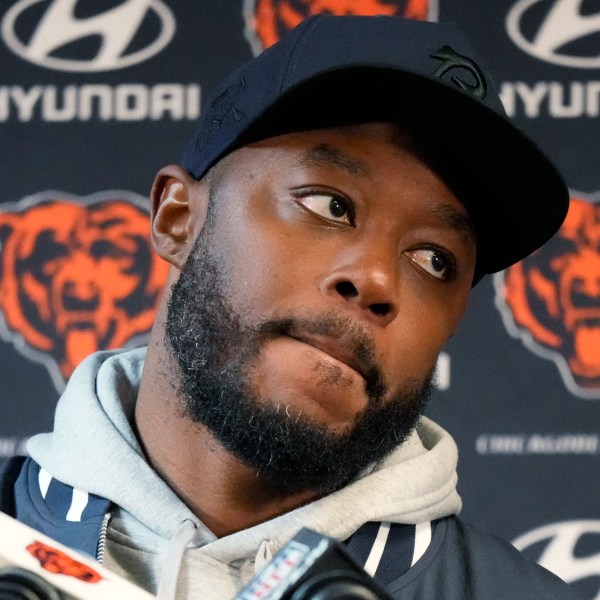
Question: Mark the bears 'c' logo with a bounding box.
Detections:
[495,196,600,399]
[243,0,437,54]
[0,192,169,391]
[27,540,103,583]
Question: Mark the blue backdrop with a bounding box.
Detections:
[1,1,599,597]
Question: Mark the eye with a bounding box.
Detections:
[406,247,456,281]
[295,191,353,225]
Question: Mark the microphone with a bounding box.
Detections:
[0,512,154,599]
[234,527,395,600]
[1,513,394,599]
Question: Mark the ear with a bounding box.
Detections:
[150,165,209,270]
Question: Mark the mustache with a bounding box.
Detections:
[256,313,387,403]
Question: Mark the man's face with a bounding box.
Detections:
[166,123,476,495]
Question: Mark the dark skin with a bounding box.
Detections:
[135,123,477,537]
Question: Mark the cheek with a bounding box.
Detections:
[214,226,321,319]
[384,287,470,383]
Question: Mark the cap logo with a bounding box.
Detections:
[431,45,487,100]
[200,77,247,149]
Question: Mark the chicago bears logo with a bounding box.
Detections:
[0,191,169,391]
[26,540,103,583]
[495,195,600,399]
[243,0,437,54]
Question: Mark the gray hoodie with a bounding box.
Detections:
[27,348,462,599]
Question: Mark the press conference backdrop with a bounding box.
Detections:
[0,0,598,596]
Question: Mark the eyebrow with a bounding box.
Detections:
[431,203,477,245]
[301,144,371,177]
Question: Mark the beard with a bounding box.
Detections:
[166,227,432,497]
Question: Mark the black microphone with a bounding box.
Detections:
[0,566,66,600]
[234,527,395,600]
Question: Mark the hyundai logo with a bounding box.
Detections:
[1,0,176,72]
[506,0,600,69]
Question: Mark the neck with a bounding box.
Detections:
[135,321,318,537]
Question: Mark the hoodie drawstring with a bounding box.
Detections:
[254,539,274,574]
[157,519,200,600]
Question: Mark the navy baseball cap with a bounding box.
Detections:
[181,14,569,282]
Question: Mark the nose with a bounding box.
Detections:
[320,249,399,326]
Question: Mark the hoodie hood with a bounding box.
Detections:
[27,348,461,597]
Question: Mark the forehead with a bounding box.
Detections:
[244,122,419,161]
[218,122,451,192]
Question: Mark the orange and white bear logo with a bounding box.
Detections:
[244,0,436,54]
[0,192,169,391]
[495,196,600,399]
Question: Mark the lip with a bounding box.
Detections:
[287,333,368,379]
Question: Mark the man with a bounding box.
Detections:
[0,14,582,600]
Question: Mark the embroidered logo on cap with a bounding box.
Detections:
[199,77,248,151]
[431,45,487,100]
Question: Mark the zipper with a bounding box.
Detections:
[96,512,111,564]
